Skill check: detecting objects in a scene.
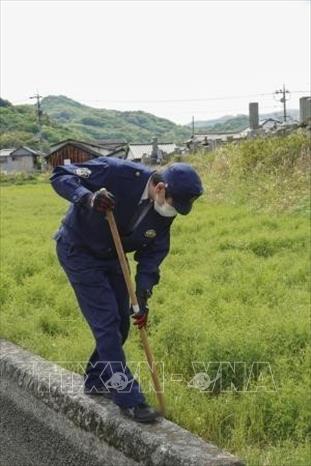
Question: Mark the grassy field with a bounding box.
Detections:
[1,131,310,465]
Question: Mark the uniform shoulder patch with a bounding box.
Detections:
[75,167,91,177]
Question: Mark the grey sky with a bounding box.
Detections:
[1,0,310,124]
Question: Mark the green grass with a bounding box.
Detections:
[1,132,310,465]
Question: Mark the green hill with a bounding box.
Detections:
[0,96,192,150]
[42,95,191,143]
[0,98,84,151]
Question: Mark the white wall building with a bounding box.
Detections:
[0,147,41,173]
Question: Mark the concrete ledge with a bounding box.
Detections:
[0,339,245,466]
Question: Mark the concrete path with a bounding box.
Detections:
[0,339,244,466]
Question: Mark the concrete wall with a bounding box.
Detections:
[0,339,244,466]
[249,102,259,130]
[299,96,311,124]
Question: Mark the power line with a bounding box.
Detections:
[85,90,309,104]
[8,90,309,106]
[88,94,273,104]
[86,93,277,104]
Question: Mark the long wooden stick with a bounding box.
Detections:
[106,210,166,415]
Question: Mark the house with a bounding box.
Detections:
[259,118,282,131]
[46,139,128,168]
[0,146,42,173]
[127,139,177,163]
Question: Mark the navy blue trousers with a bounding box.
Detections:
[56,237,145,408]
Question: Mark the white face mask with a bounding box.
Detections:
[154,197,178,217]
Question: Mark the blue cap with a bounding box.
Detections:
[161,163,203,215]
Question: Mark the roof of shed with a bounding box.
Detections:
[49,138,127,149]
[12,146,44,156]
[46,139,127,159]
[0,146,43,157]
[0,148,15,157]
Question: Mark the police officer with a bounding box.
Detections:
[51,157,203,423]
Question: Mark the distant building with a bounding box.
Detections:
[127,140,177,163]
[186,131,246,152]
[46,139,128,168]
[259,118,282,131]
[0,146,42,173]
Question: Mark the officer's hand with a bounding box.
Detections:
[131,289,152,329]
[90,188,115,213]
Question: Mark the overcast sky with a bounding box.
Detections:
[1,0,310,124]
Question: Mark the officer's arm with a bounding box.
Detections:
[134,226,171,291]
[50,159,111,205]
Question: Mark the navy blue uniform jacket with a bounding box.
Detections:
[50,156,175,291]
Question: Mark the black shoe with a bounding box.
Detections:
[120,402,160,423]
[84,387,112,400]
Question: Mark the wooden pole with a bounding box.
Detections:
[106,210,166,415]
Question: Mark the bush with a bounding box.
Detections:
[186,130,310,214]
[0,171,50,186]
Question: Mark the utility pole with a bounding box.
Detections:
[30,92,44,169]
[30,92,43,127]
[274,84,290,122]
